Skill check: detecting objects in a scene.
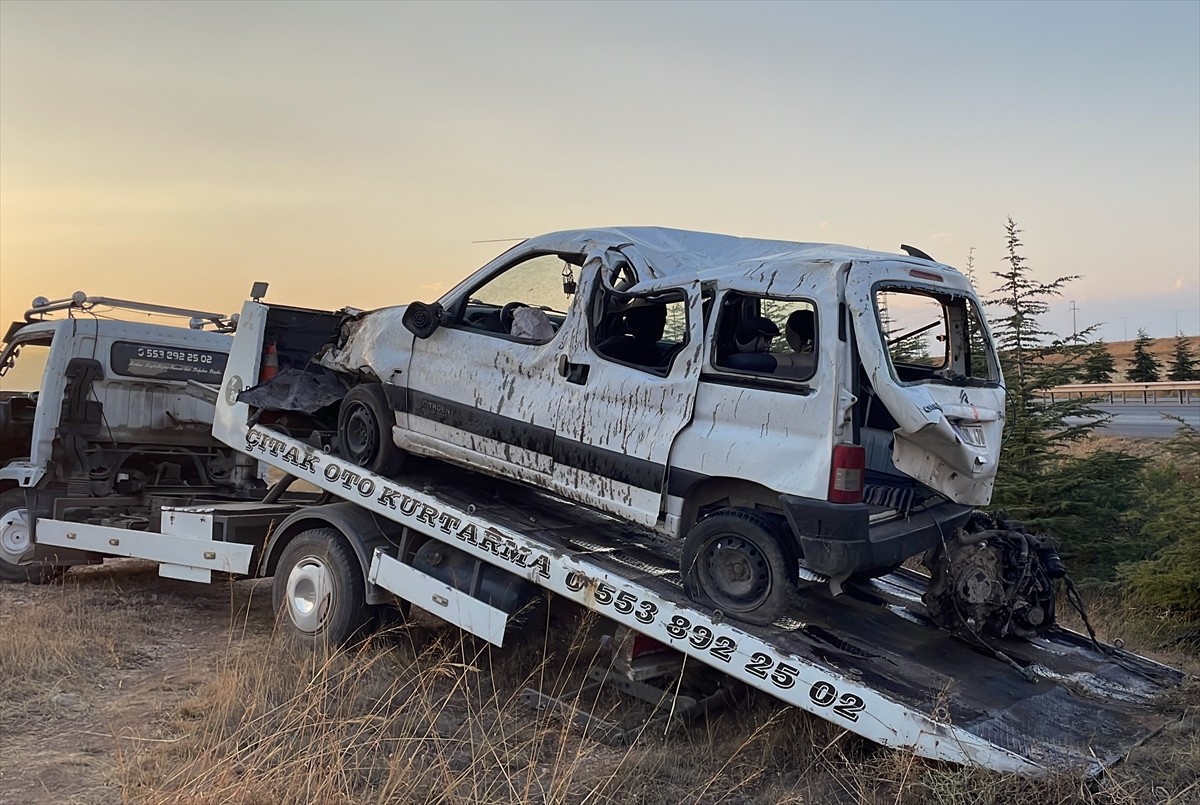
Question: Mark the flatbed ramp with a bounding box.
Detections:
[402,463,1180,773]
[225,419,1184,777]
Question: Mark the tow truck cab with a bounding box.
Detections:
[0,294,262,579]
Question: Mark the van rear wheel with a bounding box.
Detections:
[681,508,796,626]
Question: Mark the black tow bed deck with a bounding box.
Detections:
[388,460,1183,774]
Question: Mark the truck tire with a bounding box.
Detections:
[337,384,406,477]
[272,528,374,648]
[0,489,62,584]
[681,508,796,626]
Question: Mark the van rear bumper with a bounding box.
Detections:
[779,494,974,577]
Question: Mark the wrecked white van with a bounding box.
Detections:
[256,228,1058,628]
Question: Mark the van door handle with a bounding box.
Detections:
[557,354,590,385]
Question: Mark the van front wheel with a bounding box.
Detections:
[338,384,406,477]
[681,508,796,626]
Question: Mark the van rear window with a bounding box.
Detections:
[875,288,996,384]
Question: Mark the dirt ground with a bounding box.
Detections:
[0,560,277,805]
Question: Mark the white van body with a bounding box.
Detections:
[319,228,1004,604]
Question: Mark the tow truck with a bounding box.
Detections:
[5,286,1185,777]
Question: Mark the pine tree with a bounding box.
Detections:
[985,217,1124,561]
[1167,335,1200,381]
[1127,329,1161,382]
[1079,341,1117,383]
[988,218,1091,478]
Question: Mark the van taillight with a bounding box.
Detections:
[829,445,865,504]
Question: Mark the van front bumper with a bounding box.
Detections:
[779,494,974,578]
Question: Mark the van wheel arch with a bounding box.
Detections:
[679,477,787,534]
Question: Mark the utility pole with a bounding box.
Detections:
[1173,310,1181,336]
[1121,316,1129,342]
[1069,301,1079,341]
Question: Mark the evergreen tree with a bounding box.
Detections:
[988,218,1092,478]
[1167,335,1200,381]
[1127,329,1161,382]
[1118,422,1200,611]
[985,217,1120,559]
[1079,341,1117,383]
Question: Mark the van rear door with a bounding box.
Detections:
[845,264,1004,506]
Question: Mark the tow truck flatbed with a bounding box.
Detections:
[389,461,1184,772]
[224,416,1182,776]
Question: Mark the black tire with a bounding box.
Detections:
[0,488,62,584]
[272,528,374,648]
[338,384,405,476]
[681,508,797,626]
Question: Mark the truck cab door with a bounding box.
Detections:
[845,265,1005,506]
[548,249,704,528]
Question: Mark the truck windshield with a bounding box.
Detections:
[875,288,997,384]
[0,338,52,393]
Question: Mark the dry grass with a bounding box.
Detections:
[1,569,1196,803]
[0,572,153,727]
[103,601,1198,805]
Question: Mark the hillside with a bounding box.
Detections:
[1099,335,1200,381]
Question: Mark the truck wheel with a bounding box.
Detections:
[338,384,406,477]
[273,528,373,648]
[681,508,796,626]
[0,489,62,584]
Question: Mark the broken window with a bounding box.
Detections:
[875,288,997,384]
[591,286,690,375]
[712,293,819,381]
[458,253,583,342]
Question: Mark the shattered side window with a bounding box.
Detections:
[713,293,818,382]
[591,286,689,376]
[875,288,997,384]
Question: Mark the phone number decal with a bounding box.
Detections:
[563,570,865,722]
[110,341,227,383]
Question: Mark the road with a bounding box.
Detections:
[1065,403,1200,438]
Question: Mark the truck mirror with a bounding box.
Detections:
[403,302,444,339]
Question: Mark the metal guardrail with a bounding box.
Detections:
[1047,381,1200,404]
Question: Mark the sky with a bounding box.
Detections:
[1,0,1197,343]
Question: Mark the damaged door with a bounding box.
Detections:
[547,251,704,528]
[402,251,584,482]
[846,266,1005,506]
